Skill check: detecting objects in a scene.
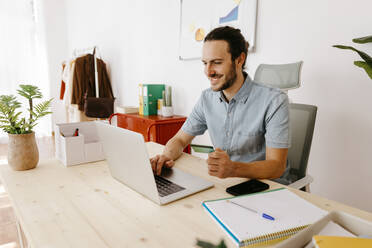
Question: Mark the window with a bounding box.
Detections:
[0,0,50,143]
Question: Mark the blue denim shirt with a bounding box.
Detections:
[182,73,291,181]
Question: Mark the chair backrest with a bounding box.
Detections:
[288,103,317,180]
[254,61,303,91]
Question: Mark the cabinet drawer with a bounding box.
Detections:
[113,113,190,153]
[117,115,152,140]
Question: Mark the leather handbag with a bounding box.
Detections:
[83,47,114,118]
[84,93,115,118]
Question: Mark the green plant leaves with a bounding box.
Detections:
[333,35,372,80]
[28,98,53,131]
[333,45,372,68]
[34,99,53,117]
[352,35,372,44]
[354,61,372,80]
[0,95,22,134]
[0,85,52,134]
[0,95,21,109]
[17,84,42,100]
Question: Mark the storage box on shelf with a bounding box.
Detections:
[55,121,105,166]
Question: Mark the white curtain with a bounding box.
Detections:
[0,0,50,143]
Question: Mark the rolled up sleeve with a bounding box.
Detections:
[181,94,208,136]
[264,93,290,148]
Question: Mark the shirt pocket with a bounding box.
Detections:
[234,131,264,155]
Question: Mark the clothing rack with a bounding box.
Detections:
[73,46,101,98]
[73,46,102,58]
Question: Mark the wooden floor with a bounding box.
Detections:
[0,136,55,248]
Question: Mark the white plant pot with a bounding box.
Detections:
[162,106,173,117]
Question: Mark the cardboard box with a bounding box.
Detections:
[275,211,372,248]
[55,122,105,166]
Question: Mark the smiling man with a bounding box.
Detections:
[150,26,290,182]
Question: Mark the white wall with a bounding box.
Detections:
[44,0,372,211]
[248,0,372,212]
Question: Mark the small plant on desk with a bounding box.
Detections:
[0,85,52,134]
[0,84,52,171]
[196,239,227,248]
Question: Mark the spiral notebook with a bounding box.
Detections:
[202,188,328,247]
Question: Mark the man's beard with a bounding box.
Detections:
[212,63,237,92]
[219,65,237,91]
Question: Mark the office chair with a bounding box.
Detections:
[254,61,303,92]
[190,103,317,192]
[278,103,317,192]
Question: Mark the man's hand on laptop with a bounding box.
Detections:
[150,154,175,175]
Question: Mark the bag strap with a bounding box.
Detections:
[93,47,99,98]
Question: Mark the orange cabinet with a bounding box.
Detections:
[109,113,191,153]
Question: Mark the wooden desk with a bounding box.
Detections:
[1,142,372,248]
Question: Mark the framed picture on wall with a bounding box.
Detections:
[179,0,257,60]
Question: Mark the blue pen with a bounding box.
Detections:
[227,200,275,221]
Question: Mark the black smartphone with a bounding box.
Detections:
[226,179,269,196]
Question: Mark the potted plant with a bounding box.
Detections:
[196,239,227,248]
[333,35,372,79]
[0,85,52,171]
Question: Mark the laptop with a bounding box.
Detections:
[95,121,213,205]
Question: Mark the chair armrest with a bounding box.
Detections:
[288,175,313,190]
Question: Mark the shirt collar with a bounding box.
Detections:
[217,71,253,104]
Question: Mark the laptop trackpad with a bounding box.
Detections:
[157,167,214,204]
[160,167,211,191]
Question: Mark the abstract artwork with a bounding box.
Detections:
[179,0,257,60]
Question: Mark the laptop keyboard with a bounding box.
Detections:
[154,175,185,197]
